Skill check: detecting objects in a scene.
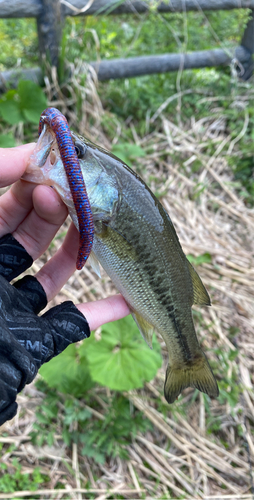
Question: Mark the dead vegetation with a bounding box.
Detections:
[0,66,254,499]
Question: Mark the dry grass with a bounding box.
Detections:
[0,67,254,499]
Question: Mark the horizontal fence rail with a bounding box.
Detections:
[1,0,254,17]
[0,68,43,93]
[92,46,251,80]
[0,0,253,88]
[0,45,250,91]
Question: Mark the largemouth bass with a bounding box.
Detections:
[23,122,219,403]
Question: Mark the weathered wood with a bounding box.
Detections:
[0,45,250,91]
[0,0,42,18]
[0,67,43,92]
[90,46,251,80]
[36,0,62,67]
[241,11,254,53]
[240,11,254,79]
[0,0,253,18]
[62,0,254,16]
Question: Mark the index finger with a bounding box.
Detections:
[0,143,35,187]
[76,295,130,331]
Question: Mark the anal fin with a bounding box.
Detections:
[187,260,211,306]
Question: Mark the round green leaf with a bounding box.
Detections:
[84,316,161,391]
[39,343,94,396]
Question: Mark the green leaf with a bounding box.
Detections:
[187,252,212,266]
[47,431,55,447]
[0,134,16,147]
[83,316,161,391]
[39,343,94,396]
[22,107,42,124]
[112,143,145,165]
[0,98,22,125]
[18,80,47,124]
[81,443,105,464]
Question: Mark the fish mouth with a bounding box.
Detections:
[23,123,61,184]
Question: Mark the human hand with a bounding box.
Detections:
[0,145,130,425]
[0,144,130,327]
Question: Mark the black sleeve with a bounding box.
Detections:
[0,234,90,426]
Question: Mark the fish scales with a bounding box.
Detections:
[94,196,195,361]
[23,126,219,404]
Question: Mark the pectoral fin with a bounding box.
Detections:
[187,260,211,306]
[87,250,101,278]
[131,311,154,349]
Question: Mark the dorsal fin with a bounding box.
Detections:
[187,260,211,306]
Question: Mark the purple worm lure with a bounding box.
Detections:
[39,107,94,270]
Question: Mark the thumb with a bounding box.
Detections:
[0,143,35,187]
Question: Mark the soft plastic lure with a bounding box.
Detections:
[38,107,94,270]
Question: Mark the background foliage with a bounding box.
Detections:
[0,8,253,200]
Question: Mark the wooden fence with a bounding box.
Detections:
[0,0,253,90]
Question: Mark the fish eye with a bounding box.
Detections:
[74,142,87,159]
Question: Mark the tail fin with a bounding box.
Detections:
[164,352,219,404]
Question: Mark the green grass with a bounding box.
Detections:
[0,458,48,494]
[31,380,152,465]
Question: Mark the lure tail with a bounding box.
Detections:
[164,351,219,403]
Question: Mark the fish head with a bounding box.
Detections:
[23,126,121,227]
[24,125,94,201]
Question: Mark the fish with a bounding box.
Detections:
[23,122,219,404]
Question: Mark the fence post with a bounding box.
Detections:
[36,0,63,68]
[240,11,254,80]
